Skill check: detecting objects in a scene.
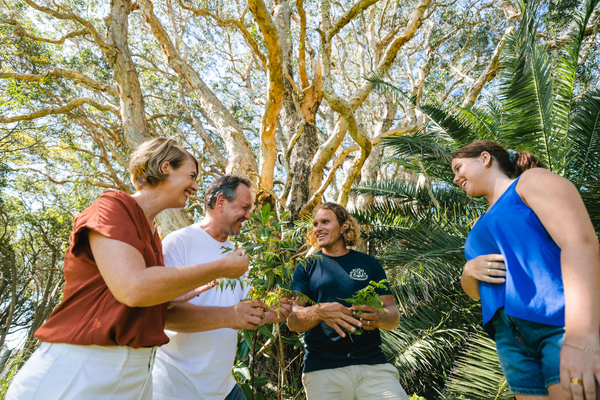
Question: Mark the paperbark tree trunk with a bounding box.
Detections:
[307,0,433,205]
[106,0,152,150]
[271,0,323,219]
[110,0,191,236]
[140,0,258,180]
[249,0,284,203]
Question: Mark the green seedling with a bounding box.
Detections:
[338,279,388,336]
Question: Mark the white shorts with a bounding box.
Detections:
[6,342,156,400]
[302,363,409,400]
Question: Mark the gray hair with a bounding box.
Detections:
[205,175,251,210]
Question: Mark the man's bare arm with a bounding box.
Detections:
[166,301,267,333]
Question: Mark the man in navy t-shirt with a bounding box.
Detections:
[288,203,409,400]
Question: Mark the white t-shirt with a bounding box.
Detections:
[152,224,247,400]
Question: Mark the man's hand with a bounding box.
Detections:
[226,300,267,330]
[351,305,381,330]
[263,297,292,324]
[317,302,362,338]
[221,249,250,279]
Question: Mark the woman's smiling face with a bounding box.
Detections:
[160,157,199,208]
[452,153,492,197]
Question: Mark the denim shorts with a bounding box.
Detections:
[491,308,565,396]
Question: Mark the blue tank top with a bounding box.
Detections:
[464,176,564,339]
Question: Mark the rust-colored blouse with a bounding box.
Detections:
[35,190,169,348]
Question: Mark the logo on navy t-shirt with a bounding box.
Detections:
[349,268,368,281]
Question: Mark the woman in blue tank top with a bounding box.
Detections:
[452,140,600,400]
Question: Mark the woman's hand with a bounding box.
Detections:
[465,254,506,283]
[560,340,600,400]
[168,280,218,308]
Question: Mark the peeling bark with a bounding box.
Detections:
[309,0,432,197]
[140,0,258,178]
[248,0,284,193]
[273,0,322,219]
[106,0,152,150]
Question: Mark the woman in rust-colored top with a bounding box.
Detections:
[6,138,249,400]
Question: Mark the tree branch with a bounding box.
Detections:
[177,85,228,171]
[9,19,91,45]
[177,0,268,70]
[0,69,119,97]
[326,0,380,42]
[140,0,258,178]
[22,0,115,56]
[296,0,310,89]
[462,14,516,107]
[309,0,431,196]
[0,97,120,124]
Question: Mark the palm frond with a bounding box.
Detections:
[580,180,600,233]
[421,104,479,146]
[454,104,499,141]
[444,333,514,400]
[351,178,481,223]
[566,89,600,188]
[381,132,456,181]
[498,0,558,170]
[382,299,474,398]
[365,72,415,104]
[553,0,600,148]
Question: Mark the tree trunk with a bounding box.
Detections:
[106,0,151,150]
[273,0,322,219]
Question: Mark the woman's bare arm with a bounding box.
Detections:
[89,232,249,307]
[518,168,600,399]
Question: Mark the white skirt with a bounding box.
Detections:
[6,342,157,400]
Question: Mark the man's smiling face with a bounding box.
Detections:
[221,184,252,237]
[312,208,344,250]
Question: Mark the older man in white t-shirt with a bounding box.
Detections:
[153,176,291,400]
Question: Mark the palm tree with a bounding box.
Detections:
[351,0,600,397]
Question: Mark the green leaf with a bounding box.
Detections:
[253,376,270,387]
[444,333,513,400]
[258,324,275,339]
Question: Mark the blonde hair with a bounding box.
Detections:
[307,202,361,249]
[129,138,198,189]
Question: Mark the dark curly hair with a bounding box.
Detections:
[307,202,360,249]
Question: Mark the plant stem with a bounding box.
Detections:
[252,329,258,400]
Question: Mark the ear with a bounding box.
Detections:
[160,161,172,175]
[216,193,227,210]
[481,151,493,168]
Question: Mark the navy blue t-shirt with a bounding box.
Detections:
[290,250,392,373]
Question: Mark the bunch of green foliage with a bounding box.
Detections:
[221,204,306,400]
[338,279,388,336]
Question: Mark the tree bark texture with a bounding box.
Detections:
[140,0,258,179]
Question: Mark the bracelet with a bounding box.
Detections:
[464,263,473,278]
[563,341,600,355]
